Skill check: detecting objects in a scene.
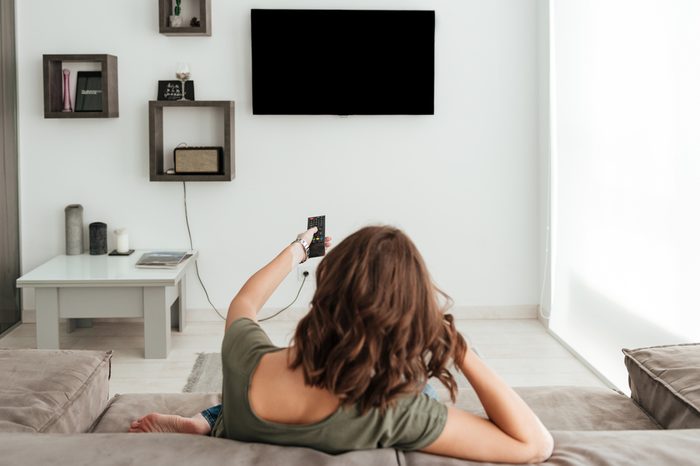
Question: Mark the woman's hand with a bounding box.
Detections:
[296,227,318,247]
[292,228,333,264]
[297,227,333,248]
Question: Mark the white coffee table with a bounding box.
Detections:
[16,250,198,358]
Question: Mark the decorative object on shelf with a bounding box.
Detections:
[148,100,235,182]
[175,63,191,101]
[64,204,83,255]
[89,222,108,255]
[114,228,129,253]
[158,0,211,36]
[62,69,72,112]
[174,146,223,174]
[169,0,183,26]
[158,80,194,101]
[75,71,103,112]
[43,54,119,118]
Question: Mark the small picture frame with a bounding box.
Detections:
[75,71,103,112]
[158,80,195,101]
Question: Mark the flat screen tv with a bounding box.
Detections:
[251,9,435,115]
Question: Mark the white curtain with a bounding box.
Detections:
[550,0,700,390]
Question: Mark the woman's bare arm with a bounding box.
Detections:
[421,347,553,464]
[225,228,331,330]
[224,243,302,330]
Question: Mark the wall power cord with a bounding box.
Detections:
[182,181,306,322]
[259,272,308,322]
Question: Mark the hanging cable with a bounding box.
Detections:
[182,181,307,322]
[183,182,227,321]
[259,273,307,322]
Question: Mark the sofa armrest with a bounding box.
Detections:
[0,349,112,433]
[624,343,700,429]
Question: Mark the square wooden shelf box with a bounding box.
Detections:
[148,100,235,182]
[43,54,119,118]
[159,0,211,36]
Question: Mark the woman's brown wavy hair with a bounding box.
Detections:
[290,225,467,414]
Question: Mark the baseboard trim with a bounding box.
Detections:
[22,309,35,323]
[22,304,538,325]
[537,306,551,329]
[452,305,538,320]
[181,305,538,322]
[546,327,620,392]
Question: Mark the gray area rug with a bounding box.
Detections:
[183,353,222,393]
[182,345,477,393]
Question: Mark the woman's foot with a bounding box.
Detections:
[128,412,211,435]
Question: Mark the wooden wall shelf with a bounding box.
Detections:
[148,100,234,182]
[43,54,119,118]
[159,0,211,36]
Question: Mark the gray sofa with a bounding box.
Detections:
[1,348,699,466]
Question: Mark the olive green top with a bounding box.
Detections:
[211,318,448,454]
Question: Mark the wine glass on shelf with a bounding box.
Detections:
[175,62,191,101]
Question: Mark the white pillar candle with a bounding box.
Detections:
[115,228,129,253]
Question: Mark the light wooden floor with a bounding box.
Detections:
[0,317,606,398]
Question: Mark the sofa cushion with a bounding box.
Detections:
[623,343,700,429]
[453,386,658,430]
[0,349,112,433]
[0,433,401,466]
[92,386,658,435]
[1,430,699,466]
[91,392,222,433]
[400,429,700,466]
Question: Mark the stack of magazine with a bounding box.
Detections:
[135,251,192,269]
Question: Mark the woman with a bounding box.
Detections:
[130,226,553,463]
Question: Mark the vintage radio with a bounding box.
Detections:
[174,146,223,174]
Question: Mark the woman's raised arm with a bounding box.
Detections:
[421,347,554,464]
[225,228,331,330]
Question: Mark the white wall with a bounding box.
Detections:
[16,0,541,316]
[550,0,700,390]
[536,0,551,320]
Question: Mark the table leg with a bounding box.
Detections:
[173,276,187,333]
[144,287,171,359]
[35,288,59,349]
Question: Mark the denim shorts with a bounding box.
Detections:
[200,404,222,429]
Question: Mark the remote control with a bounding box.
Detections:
[307,215,326,258]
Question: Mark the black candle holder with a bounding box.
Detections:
[89,222,107,255]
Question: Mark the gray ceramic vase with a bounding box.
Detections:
[64,204,83,255]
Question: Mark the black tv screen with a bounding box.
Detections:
[251,9,435,115]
